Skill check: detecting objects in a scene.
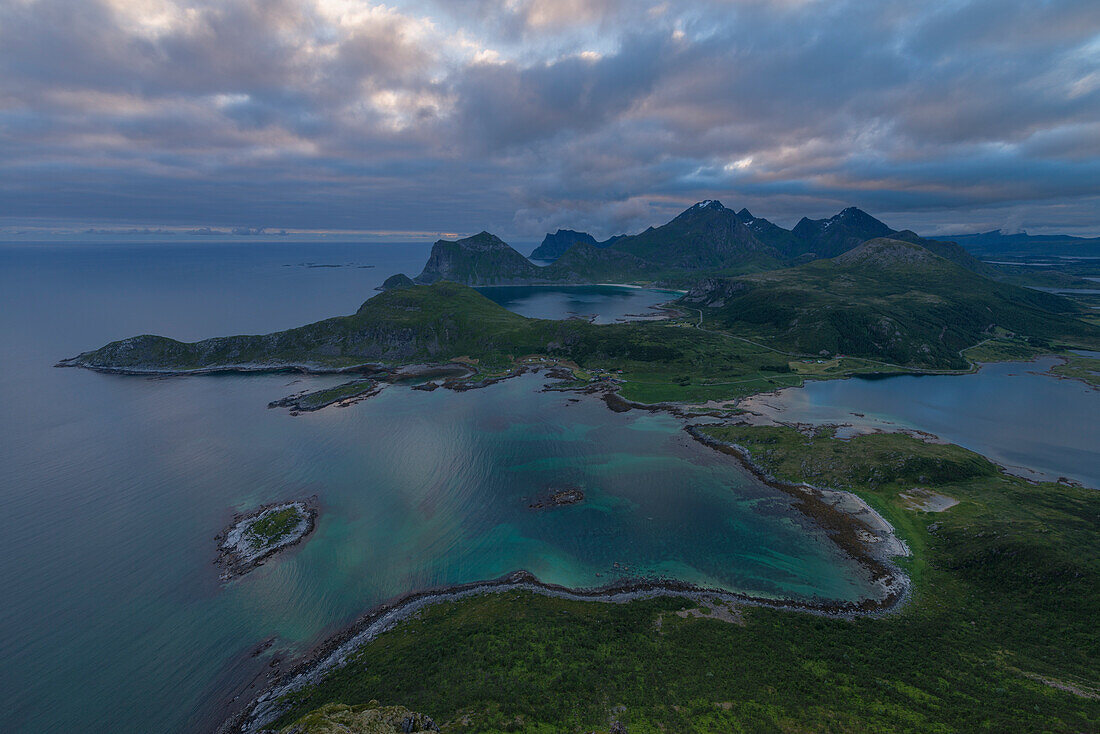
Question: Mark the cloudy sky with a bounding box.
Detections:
[2,0,1099,239]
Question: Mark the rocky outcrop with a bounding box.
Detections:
[530,229,600,261]
[276,703,439,734]
[377,273,415,291]
[528,486,585,509]
[791,207,895,258]
[215,500,317,581]
[414,232,559,285]
[833,238,948,269]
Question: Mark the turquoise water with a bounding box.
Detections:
[0,243,875,734]
[742,360,1100,488]
[476,284,680,323]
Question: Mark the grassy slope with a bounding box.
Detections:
[269,428,1099,733]
[72,268,1100,402]
[73,283,546,370]
[687,242,1100,369]
[1051,354,1100,388]
[72,283,895,404]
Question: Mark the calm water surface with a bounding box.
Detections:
[476,284,681,323]
[741,361,1100,487]
[0,243,873,734]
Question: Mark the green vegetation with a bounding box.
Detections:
[275,380,379,411]
[278,702,440,734]
[415,232,563,286]
[67,233,1100,403]
[1050,354,1100,388]
[601,200,782,272]
[685,238,1099,369]
[379,273,415,291]
[962,336,1052,363]
[268,427,1099,732]
[246,506,303,549]
[70,263,1100,403]
[67,283,909,404]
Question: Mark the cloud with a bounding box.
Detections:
[0,0,1098,237]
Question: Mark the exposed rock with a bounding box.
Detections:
[833,238,948,269]
[377,273,415,291]
[530,229,600,261]
[414,232,560,285]
[528,486,585,510]
[791,206,895,258]
[276,703,439,734]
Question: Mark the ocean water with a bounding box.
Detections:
[0,242,876,734]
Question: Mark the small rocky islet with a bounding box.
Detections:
[527,486,586,510]
[215,500,317,581]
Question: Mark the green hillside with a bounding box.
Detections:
[682,238,1097,368]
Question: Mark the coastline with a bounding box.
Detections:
[221,411,912,734]
[226,562,911,734]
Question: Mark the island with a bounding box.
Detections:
[527,486,585,510]
[215,500,317,580]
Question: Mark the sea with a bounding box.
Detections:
[0,241,1095,733]
[0,241,866,733]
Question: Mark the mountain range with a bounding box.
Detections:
[414,200,1000,287]
[944,230,1100,257]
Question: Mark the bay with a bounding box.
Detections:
[0,242,875,734]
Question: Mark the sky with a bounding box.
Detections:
[2,0,1099,240]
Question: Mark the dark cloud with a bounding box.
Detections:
[0,0,1097,238]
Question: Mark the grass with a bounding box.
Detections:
[76,281,1100,407]
[1050,354,1100,388]
[266,428,1099,733]
[688,245,1100,369]
[246,506,302,549]
[962,337,1051,363]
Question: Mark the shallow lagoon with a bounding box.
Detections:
[0,243,871,734]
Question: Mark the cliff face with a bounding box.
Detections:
[415,232,554,285]
[530,229,600,261]
[608,200,780,270]
[791,207,895,258]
